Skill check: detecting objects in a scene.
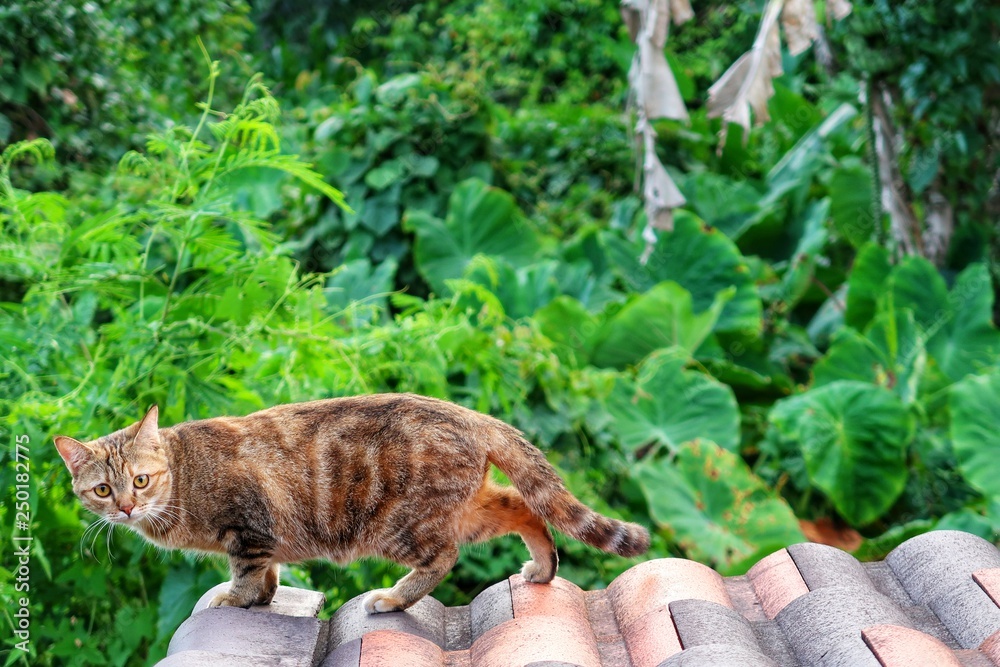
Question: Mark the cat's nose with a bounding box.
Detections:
[120,504,134,517]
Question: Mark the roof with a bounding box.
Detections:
[155,529,1000,666]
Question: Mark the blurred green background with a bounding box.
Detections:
[1,1,999,664]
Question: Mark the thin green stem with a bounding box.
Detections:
[174,37,219,202]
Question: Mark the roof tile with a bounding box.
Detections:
[973,568,1000,609]
[775,586,909,667]
[607,558,732,634]
[668,598,762,654]
[470,615,601,667]
[159,530,1000,667]
[583,590,631,667]
[167,606,324,667]
[510,574,587,620]
[886,530,1000,607]
[618,605,680,667]
[747,549,808,619]
[927,582,1000,650]
[658,643,779,667]
[157,650,303,666]
[861,624,963,667]
[359,629,445,667]
[328,593,447,651]
[787,542,874,591]
[977,626,1000,664]
[470,579,513,643]
[321,638,361,667]
[193,582,325,618]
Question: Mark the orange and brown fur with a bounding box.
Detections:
[54,393,649,612]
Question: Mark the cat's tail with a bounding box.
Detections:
[486,425,650,557]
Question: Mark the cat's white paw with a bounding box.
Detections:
[362,590,404,614]
[521,560,554,584]
[208,592,240,608]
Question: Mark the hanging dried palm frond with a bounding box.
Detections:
[706,0,784,143]
[783,0,818,56]
[827,0,853,21]
[707,0,852,145]
[621,0,692,260]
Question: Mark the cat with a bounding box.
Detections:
[54,393,649,613]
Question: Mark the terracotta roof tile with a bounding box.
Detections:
[861,624,964,667]
[471,616,602,667]
[747,549,809,620]
[618,605,679,667]
[359,629,446,667]
[157,529,1000,667]
[606,557,732,633]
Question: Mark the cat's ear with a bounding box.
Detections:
[54,436,91,476]
[135,405,160,446]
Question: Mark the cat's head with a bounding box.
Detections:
[54,406,172,526]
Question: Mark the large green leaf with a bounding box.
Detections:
[778,198,830,309]
[950,371,1000,497]
[927,263,1000,381]
[590,281,732,369]
[534,296,599,368]
[827,162,876,248]
[843,254,996,385]
[845,243,891,329]
[769,381,914,526]
[680,171,765,240]
[813,309,928,403]
[605,212,762,335]
[886,255,949,330]
[607,348,740,452]
[404,178,542,294]
[634,439,804,574]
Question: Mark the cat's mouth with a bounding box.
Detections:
[110,508,143,523]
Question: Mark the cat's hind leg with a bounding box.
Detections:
[458,483,557,584]
[363,544,459,613]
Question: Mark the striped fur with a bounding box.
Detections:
[54,393,650,612]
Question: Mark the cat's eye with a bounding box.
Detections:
[94,484,111,498]
[134,474,149,489]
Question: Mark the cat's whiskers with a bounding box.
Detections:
[79,518,101,559]
[105,518,118,562]
[80,516,116,563]
[147,503,190,532]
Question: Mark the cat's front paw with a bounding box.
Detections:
[362,590,406,614]
[521,559,555,584]
[208,592,251,608]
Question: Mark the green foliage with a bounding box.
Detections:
[834,0,1000,264]
[2,2,999,666]
[949,371,1000,499]
[635,439,804,574]
[0,0,251,165]
[607,348,740,454]
[770,381,914,526]
[405,179,543,295]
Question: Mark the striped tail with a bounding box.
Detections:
[486,426,650,557]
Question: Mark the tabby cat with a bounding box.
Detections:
[54,393,649,612]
